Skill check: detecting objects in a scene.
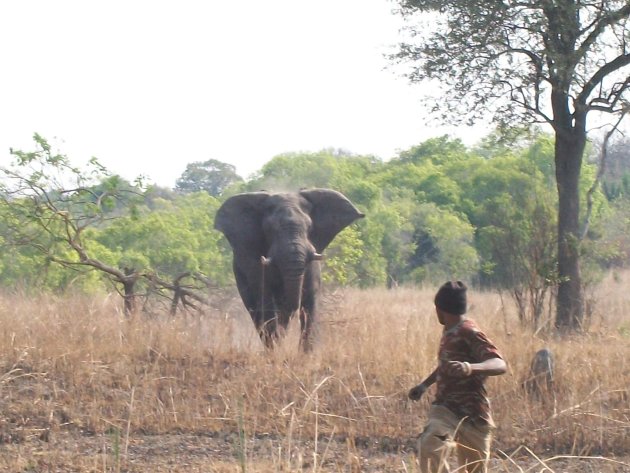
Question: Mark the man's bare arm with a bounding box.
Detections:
[447,357,507,377]
[408,368,438,400]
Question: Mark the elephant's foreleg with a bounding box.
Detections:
[298,307,314,352]
[260,303,280,348]
[234,264,276,345]
[299,294,317,352]
[299,268,319,352]
[233,265,261,327]
[260,321,276,348]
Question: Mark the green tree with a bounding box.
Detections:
[244,150,383,193]
[397,135,469,166]
[372,199,417,287]
[372,138,479,285]
[321,225,366,286]
[597,136,630,201]
[176,159,243,196]
[394,1,630,330]
[376,161,461,208]
[406,203,479,284]
[595,198,630,269]
[466,156,557,328]
[0,134,145,313]
[95,192,232,313]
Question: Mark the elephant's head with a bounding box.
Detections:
[215,188,365,314]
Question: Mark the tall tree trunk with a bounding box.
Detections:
[544,0,587,331]
[122,267,138,316]
[554,125,586,331]
[123,279,136,315]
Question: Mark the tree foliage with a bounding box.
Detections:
[0,134,145,306]
[0,132,622,326]
[175,159,243,197]
[0,135,226,315]
[395,1,630,128]
[393,0,630,330]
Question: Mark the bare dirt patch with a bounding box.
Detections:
[1,430,629,472]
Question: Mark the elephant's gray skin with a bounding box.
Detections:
[215,188,364,351]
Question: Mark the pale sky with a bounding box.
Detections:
[0,1,487,188]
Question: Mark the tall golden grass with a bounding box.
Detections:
[0,272,628,471]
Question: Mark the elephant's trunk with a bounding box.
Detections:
[271,240,315,313]
[282,272,304,313]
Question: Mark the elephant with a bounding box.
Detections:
[214,188,365,351]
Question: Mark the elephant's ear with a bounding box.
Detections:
[300,188,365,252]
[214,192,270,255]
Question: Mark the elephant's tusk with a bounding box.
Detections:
[261,256,272,266]
[311,252,324,261]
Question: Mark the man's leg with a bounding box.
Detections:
[455,420,493,473]
[417,406,460,473]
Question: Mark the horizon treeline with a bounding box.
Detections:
[1,131,630,325]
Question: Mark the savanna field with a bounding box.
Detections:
[0,273,628,472]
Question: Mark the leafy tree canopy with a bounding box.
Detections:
[175,159,243,197]
[0,130,622,325]
[393,0,630,329]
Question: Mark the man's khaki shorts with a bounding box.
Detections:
[417,405,493,473]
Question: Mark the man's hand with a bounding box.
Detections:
[408,383,428,401]
[445,361,473,377]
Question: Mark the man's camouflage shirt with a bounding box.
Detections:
[433,318,504,426]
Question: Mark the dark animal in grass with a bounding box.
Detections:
[523,348,555,404]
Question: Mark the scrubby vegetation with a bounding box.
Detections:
[0,274,627,471]
[2,132,630,326]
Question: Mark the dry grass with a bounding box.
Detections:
[0,273,628,472]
